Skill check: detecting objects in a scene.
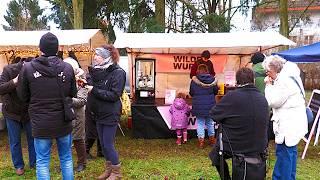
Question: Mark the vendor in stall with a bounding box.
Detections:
[190,50,217,87]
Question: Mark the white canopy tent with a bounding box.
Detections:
[114,32,295,98]
[114,32,295,55]
[0,29,107,51]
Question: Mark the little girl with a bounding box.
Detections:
[169,92,191,145]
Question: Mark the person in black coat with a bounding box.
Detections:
[85,45,125,179]
[0,57,35,176]
[209,68,269,180]
[17,32,77,179]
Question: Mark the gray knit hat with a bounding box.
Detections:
[95,47,111,59]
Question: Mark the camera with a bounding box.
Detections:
[77,78,88,88]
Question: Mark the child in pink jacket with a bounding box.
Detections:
[169,93,191,145]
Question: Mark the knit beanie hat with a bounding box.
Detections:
[95,47,112,59]
[251,52,265,65]
[39,32,59,56]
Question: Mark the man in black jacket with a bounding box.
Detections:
[209,68,269,180]
[0,57,35,176]
[17,32,77,179]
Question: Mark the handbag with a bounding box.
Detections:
[232,154,267,180]
[62,97,76,122]
[290,77,314,124]
[56,64,76,122]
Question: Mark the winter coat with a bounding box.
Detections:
[210,85,269,154]
[72,87,88,140]
[265,62,308,147]
[17,56,77,138]
[87,64,126,125]
[253,63,266,94]
[0,61,29,122]
[169,98,190,130]
[189,74,218,118]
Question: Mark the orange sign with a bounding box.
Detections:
[153,54,227,73]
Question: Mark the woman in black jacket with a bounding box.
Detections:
[86,45,125,179]
[0,58,35,176]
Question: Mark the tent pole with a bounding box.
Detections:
[89,39,93,65]
[129,49,135,100]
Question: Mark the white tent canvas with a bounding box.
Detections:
[0,29,107,51]
[114,32,295,55]
[114,32,295,98]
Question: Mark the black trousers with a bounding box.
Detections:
[209,146,232,180]
[209,146,266,180]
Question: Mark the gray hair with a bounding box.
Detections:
[262,55,285,73]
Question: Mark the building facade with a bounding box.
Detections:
[251,0,320,90]
[251,0,320,47]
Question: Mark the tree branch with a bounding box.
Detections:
[222,0,277,15]
[59,0,74,28]
[289,0,316,33]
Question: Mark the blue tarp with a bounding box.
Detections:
[273,42,320,63]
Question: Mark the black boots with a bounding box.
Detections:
[86,138,104,159]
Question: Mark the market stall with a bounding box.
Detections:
[0,29,107,131]
[114,32,295,139]
[0,29,107,71]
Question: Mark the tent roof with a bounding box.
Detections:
[114,32,295,55]
[274,42,320,63]
[0,29,106,51]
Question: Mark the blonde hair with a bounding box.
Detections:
[197,64,209,74]
[176,92,186,99]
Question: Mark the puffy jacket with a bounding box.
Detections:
[87,64,126,125]
[0,61,29,122]
[169,98,190,130]
[189,74,218,118]
[265,62,308,146]
[17,56,77,138]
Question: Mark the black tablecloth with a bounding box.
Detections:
[131,104,175,139]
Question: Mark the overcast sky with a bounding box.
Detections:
[0,0,251,32]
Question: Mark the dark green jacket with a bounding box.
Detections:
[253,63,266,94]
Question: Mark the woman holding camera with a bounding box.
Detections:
[85,45,126,179]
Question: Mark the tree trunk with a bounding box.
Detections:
[279,0,289,50]
[226,0,232,29]
[155,0,165,32]
[72,0,84,29]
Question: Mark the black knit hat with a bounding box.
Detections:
[251,52,265,64]
[39,32,59,56]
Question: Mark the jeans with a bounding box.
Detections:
[5,117,36,169]
[34,134,74,180]
[196,117,215,138]
[272,143,297,180]
[97,124,119,165]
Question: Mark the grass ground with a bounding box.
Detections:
[0,91,318,179]
[0,128,320,180]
